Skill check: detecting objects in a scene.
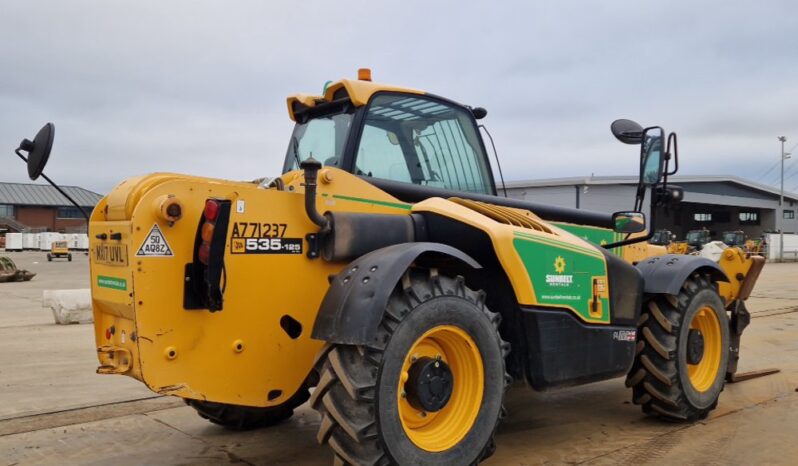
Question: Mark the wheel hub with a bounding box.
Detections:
[687,328,705,365]
[405,357,453,412]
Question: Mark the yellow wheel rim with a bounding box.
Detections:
[687,306,722,392]
[397,325,484,452]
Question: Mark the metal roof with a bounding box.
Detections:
[504,175,798,203]
[0,182,102,207]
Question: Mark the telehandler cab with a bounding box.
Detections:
[14,70,764,465]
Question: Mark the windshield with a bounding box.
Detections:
[651,230,669,244]
[285,112,354,171]
[354,94,493,194]
[723,232,739,244]
[686,231,706,244]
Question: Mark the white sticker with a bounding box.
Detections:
[236,200,245,213]
[136,224,174,257]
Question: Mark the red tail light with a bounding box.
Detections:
[204,200,219,221]
[198,200,220,265]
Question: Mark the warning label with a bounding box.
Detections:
[136,224,174,257]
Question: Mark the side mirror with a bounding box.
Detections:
[640,127,664,186]
[611,119,644,145]
[471,107,488,120]
[16,123,55,180]
[612,211,646,234]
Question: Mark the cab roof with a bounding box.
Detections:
[286,72,425,121]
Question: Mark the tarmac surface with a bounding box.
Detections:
[1,251,797,465]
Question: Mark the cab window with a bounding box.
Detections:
[285,112,353,171]
[355,94,492,194]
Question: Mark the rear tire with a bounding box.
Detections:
[311,268,510,465]
[47,254,52,262]
[186,383,310,430]
[68,254,72,261]
[626,274,729,421]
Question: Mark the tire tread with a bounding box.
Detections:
[312,268,510,465]
[625,274,727,422]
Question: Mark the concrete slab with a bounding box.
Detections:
[0,252,154,420]
[0,411,231,466]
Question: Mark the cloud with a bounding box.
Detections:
[1,1,797,194]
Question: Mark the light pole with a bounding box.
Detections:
[778,136,789,262]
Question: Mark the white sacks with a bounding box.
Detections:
[699,241,728,262]
[4,233,22,251]
[43,289,93,324]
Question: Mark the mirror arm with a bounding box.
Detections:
[15,147,90,221]
[665,132,678,176]
[602,229,653,249]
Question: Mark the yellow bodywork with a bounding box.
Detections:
[667,241,689,255]
[90,169,415,407]
[88,166,676,406]
[51,241,69,255]
[286,78,424,121]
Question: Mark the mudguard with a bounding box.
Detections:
[311,242,481,346]
[636,254,728,295]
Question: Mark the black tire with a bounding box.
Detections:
[186,383,310,430]
[47,254,52,262]
[626,274,729,421]
[310,268,510,466]
[68,254,72,261]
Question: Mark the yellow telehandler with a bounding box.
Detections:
[14,70,764,465]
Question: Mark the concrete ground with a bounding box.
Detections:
[1,251,797,465]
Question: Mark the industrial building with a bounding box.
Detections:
[504,175,798,241]
[0,182,102,234]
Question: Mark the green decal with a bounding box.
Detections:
[331,194,412,210]
[554,223,623,255]
[513,235,610,323]
[98,275,127,291]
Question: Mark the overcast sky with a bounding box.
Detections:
[2,1,798,195]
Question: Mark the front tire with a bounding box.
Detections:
[626,274,729,421]
[311,268,510,465]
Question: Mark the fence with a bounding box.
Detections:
[764,233,798,261]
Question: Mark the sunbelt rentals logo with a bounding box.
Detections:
[546,255,573,287]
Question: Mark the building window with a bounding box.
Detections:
[56,207,84,219]
[0,204,13,218]
[739,211,760,225]
[694,213,712,223]
[785,210,795,220]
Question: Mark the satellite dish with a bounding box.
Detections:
[610,119,644,145]
[18,123,55,180]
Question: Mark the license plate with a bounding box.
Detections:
[94,243,129,266]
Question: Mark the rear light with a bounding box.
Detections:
[198,200,220,265]
[201,222,214,243]
[198,243,211,265]
[204,200,219,221]
[186,198,231,312]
